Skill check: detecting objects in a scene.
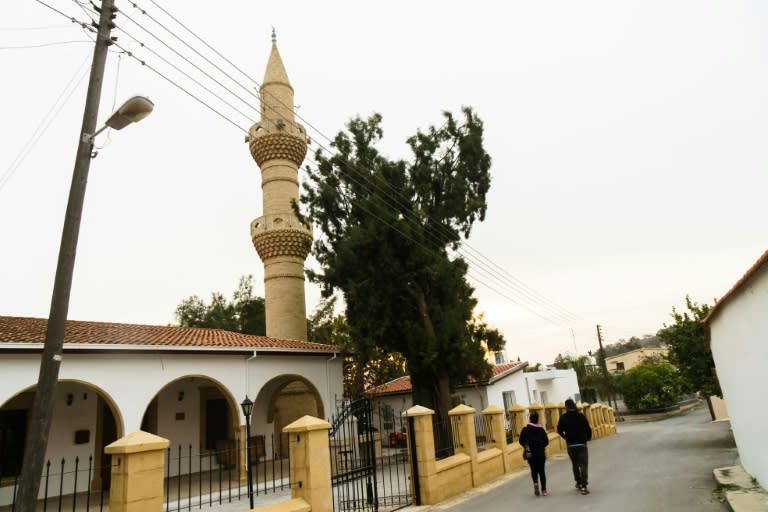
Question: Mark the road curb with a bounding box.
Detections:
[713,465,768,511]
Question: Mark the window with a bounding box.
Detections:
[540,391,549,405]
[381,405,395,431]
[502,391,516,410]
[616,362,625,372]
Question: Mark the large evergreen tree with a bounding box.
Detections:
[299,108,504,422]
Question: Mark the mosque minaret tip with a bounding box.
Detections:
[246,33,312,341]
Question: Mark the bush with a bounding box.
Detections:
[620,362,681,411]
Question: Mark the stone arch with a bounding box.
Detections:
[255,375,323,458]
[140,374,240,473]
[0,380,124,491]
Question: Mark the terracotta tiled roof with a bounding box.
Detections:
[703,250,768,324]
[0,316,338,353]
[365,361,529,396]
[487,360,529,383]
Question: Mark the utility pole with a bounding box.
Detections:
[15,1,116,509]
[596,324,619,412]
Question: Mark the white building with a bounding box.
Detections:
[365,362,581,442]
[0,316,343,502]
[704,249,768,488]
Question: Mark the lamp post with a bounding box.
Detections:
[14,91,153,511]
[240,396,254,509]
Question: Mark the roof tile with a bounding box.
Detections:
[0,316,337,352]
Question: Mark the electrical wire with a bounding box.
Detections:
[34,0,600,343]
[0,41,93,49]
[110,40,248,133]
[0,52,91,193]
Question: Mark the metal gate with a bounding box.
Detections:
[329,398,412,512]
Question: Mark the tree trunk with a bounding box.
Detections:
[406,284,453,453]
[704,394,715,421]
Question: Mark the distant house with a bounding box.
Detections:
[365,362,580,442]
[703,250,768,488]
[604,347,669,373]
[0,316,343,502]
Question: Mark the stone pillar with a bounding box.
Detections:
[404,405,438,505]
[449,404,478,485]
[543,403,561,456]
[508,404,526,442]
[483,406,508,471]
[282,415,332,512]
[104,431,170,512]
[582,403,599,439]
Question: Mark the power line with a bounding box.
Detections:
[0,52,91,194]
[110,39,248,133]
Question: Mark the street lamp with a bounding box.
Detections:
[15,93,153,509]
[240,396,254,509]
[85,95,154,143]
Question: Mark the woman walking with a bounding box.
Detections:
[519,411,550,496]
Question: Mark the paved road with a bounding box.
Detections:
[422,404,737,512]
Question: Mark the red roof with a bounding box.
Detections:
[365,360,529,396]
[703,249,768,324]
[0,316,338,353]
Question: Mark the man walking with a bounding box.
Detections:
[557,398,592,495]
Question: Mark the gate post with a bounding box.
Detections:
[104,431,170,512]
[404,405,436,505]
[449,405,478,485]
[283,415,332,512]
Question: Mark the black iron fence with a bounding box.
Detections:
[163,435,290,512]
[473,414,492,451]
[329,399,412,512]
[0,456,108,512]
[433,414,459,461]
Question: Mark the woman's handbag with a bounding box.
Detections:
[522,443,532,461]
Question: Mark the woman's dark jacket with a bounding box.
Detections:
[519,423,549,458]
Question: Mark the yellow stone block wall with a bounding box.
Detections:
[406,402,616,507]
[476,448,505,485]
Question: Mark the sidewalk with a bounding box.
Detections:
[713,465,768,512]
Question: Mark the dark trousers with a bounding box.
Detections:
[567,445,589,488]
[528,455,547,490]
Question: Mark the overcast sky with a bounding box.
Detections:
[2,0,766,365]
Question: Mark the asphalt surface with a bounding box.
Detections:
[418,404,738,512]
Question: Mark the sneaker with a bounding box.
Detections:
[542,489,548,496]
[575,483,581,490]
[580,487,590,495]
[534,483,540,496]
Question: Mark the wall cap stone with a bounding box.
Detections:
[404,405,434,416]
[283,415,330,432]
[449,404,475,416]
[105,430,169,454]
[482,405,504,415]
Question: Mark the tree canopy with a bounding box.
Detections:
[307,296,407,399]
[619,361,681,411]
[299,108,504,420]
[657,296,721,398]
[175,275,266,335]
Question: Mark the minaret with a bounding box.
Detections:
[247,32,311,341]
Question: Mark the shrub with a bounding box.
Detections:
[620,362,681,411]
